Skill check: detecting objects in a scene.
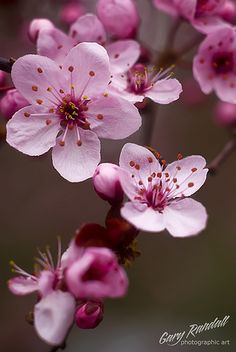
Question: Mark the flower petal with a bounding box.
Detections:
[62,42,110,99]
[69,14,106,45]
[8,276,38,295]
[121,201,165,232]
[6,106,60,156]
[37,27,74,64]
[11,54,67,107]
[144,78,182,104]
[34,290,75,346]
[106,40,141,74]
[164,198,208,237]
[52,127,101,182]
[87,94,141,139]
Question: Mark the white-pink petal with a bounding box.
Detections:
[34,290,75,346]
[163,198,208,237]
[87,94,141,139]
[6,106,60,156]
[52,128,101,182]
[144,78,182,104]
[8,276,38,296]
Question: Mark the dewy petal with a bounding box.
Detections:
[69,14,106,45]
[52,127,101,182]
[37,27,75,64]
[121,202,166,232]
[165,155,208,197]
[106,40,141,74]
[119,143,162,184]
[8,276,38,295]
[34,290,75,346]
[62,42,110,99]
[163,198,208,237]
[6,106,60,156]
[87,94,141,139]
[144,78,183,104]
[11,54,67,107]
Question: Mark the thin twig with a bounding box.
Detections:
[0,57,15,73]
[207,137,236,175]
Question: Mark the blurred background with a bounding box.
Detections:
[0,0,235,351]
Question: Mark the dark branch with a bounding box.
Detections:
[0,57,15,73]
[207,137,236,175]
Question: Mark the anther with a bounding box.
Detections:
[68,66,74,72]
[24,112,30,117]
[191,167,197,172]
[188,182,194,187]
[129,161,135,167]
[32,86,38,92]
[89,71,95,77]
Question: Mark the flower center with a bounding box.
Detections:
[211,52,234,74]
[127,64,149,94]
[57,95,90,129]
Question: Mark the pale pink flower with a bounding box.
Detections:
[75,301,104,329]
[0,89,28,120]
[110,63,182,104]
[153,0,180,17]
[8,242,76,346]
[93,163,124,204]
[96,0,140,39]
[6,43,141,182]
[193,25,236,103]
[214,101,236,126]
[66,247,128,299]
[118,143,208,237]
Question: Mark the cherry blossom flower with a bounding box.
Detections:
[0,89,28,120]
[6,42,141,182]
[96,0,140,39]
[110,63,182,104]
[118,143,208,237]
[8,241,76,346]
[193,25,236,103]
[59,2,86,25]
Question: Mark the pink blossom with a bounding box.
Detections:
[193,26,236,103]
[153,0,180,17]
[6,43,141,182]
[93,163,124,204]
[75,301,104,329]
[28,18,55,43]
[59,2,86,25]
[219,0,236,22]
[96,0,140,39]
[214,101,236,126]
[110,64,182,104]
[66,247,128,299]
[0,89,28,120]
[118,143,208,237]
[8,241,76,346]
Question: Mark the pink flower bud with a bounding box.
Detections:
[96,0,139,39]
[0,89,28,120]
[0,70,6,87]
[28,18,54,43]
[93,163,124,204]
[219,0,236,22]
[214,101,236,127]
[75,301,104,329]
[59,2,86,25]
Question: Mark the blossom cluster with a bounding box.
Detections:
[1,0,235,349]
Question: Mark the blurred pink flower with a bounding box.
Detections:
[8,242,76,346]
[96,0,139,39]
[59,2,86,25]
[193,25,236,103]
[66,246,128,299]
[75,301,104,329]
[0,89,28,120]
[6,43,141,182]
[118,143,208,237]
[93,163,124,204]
[214,100,236,126]
[219,0,236,22]
[110,63,182,104]
[28,18,55,43]
[0,70,6,86]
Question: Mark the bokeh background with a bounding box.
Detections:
[0,0,235,351]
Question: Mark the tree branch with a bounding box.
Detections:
[207,137,236,175]
[0,57,15,73]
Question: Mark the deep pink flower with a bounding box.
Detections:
[59,2,86,25]
[75,301,104,329]
[0,89,28,120]
[193,25,236,103]
[8,242,76,346]
[93,163,124,204]
[66,247,128,299]
[153,0,180,17]
[96,0,139,39]
[219,0,236,22]
[110,64,182,104]
[6,43,141,182]
[118,143,208,237]
[214,101,236,126]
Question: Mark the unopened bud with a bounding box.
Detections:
[28,18,54,43]
[75,301,104,329]
[214,101,236,127]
